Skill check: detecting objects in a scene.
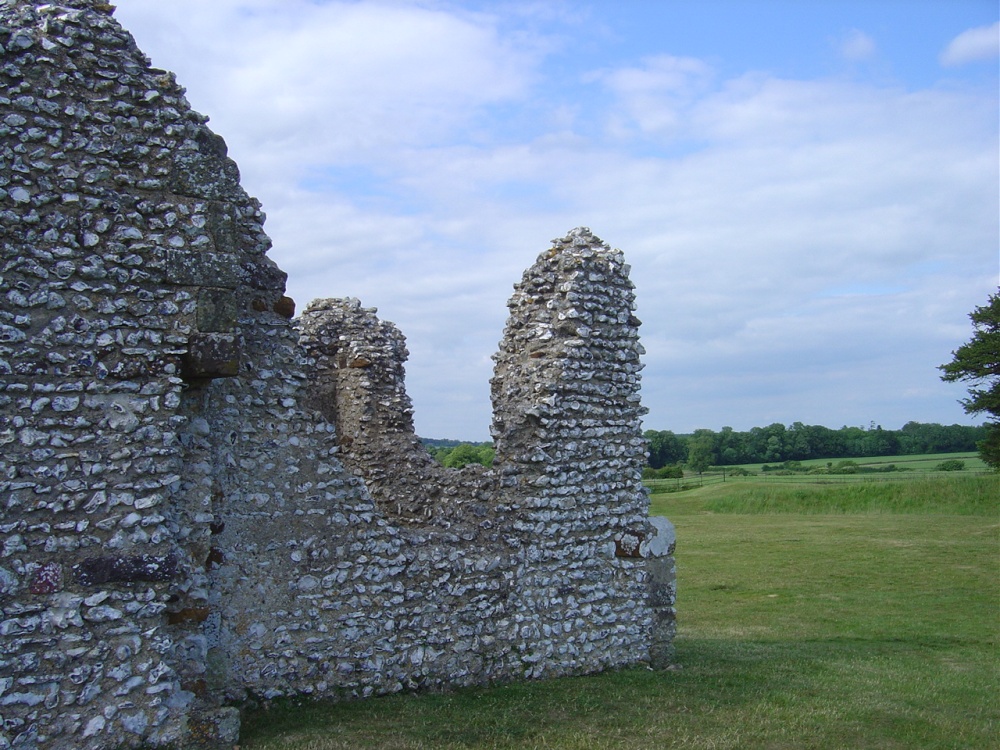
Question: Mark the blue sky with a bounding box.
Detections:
[113,0,998,440]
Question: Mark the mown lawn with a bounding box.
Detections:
[239,475,999,749]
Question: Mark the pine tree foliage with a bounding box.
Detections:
[940,290,1000,470]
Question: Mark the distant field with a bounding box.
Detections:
[648,473,1000,517]
[757,451,981,469]
[646,452,989,494]
[744,451,987,472]
[241,474,999,749]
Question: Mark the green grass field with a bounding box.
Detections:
[240,473,999,749]
[645,452,989,495]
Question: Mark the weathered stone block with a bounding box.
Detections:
[648,633,676,670]
[170,130,242,200]
[206,201,239,255]
[181,333,241,379]
[274,295,296,318]
[162,249,242,288]
[642,517,675,558]
[197,288,238,332]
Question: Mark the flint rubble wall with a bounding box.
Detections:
[0,2,675,748]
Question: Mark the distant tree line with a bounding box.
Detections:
[645,421,987,470]
[422,421,986,473]
[422,439,495,468]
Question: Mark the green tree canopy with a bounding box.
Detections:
[441,443,494,469]
[644,429,686,468]
[642,422,983,468]
[940,290,1000,470]
[686,429,716,476]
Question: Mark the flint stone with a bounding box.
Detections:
[28,562,62,594]
[642,517,675,558]
[0,567,20,597]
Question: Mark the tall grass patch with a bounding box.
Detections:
[676,474,1000,515]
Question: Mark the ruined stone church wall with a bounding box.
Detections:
[297,297,492,525]
[1,2,231,745]
[488,228,668,678]
[0,1,323,744]
[0,3,675,748]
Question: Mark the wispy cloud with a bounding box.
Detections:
[940,21,1000,67]
[838,28,876,62]
[588,55,714,137]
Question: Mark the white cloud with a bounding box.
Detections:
[838,28,876,62]
[115,1,542,179]
[940,21,1000,66]
[112,1,997,439]
[222,6,532,143]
